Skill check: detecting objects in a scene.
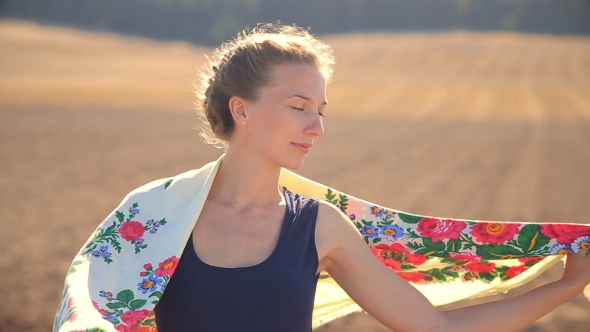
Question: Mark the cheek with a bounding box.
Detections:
[254,111,298,139]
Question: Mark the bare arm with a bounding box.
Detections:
[438,278,581,331]
[316,201,590,332]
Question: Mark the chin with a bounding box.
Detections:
[281,156,307,170]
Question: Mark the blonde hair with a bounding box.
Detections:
[194,22,335,148]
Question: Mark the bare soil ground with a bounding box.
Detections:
[1,20,589,332]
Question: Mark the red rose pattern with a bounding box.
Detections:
[121,309,151,327]
[518,256,543,264]
[119,221,146,241]
[470,222,521,244]
[385,258,402,271]
[397,271,427,283]
[465,261,496,274]
[64,195,590,332]
[448,252,482,262]
[405,252,428,266]
[115,325,131,332]
[506,265,528,278]
[540,224,589,244]
[372,243,427,269]
[155,256,180,277]
[371,247,402,271]
[417,218,467,242]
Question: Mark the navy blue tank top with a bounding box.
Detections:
[154,188,320,332]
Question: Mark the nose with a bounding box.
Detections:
[305,113,324,138]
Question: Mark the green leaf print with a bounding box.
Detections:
[490,266,510,281]
[324,189,349,213]
[441,268,460,278]
[337,193,349,213]
[429,268,447,281]
[406,241,424,251]
[422,238,446,252]
[164,179,173,189]
[115,211,125,223]
[129,299,148,310]
[106,302,128,310]
[149,291,163,299]
[414,247,434,255]
[475,245,524,260]
[478,272,496,282]
[406,229,421,239]
[446,239,462,252]
[517,224,551,253]
[398,212,422,224]
[116,289,135,303]
[68,260,83,275]
[325,188,337,204]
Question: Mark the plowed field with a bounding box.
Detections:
[1,20,589,332]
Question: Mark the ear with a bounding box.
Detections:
[228,96,248,125]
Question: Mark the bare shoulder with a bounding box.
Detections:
[315,200,365,269]
[314,200,446,331]
[316,200,359,235]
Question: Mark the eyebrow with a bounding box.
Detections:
[287,94,328,106]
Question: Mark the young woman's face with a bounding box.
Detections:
[239,63,327,170]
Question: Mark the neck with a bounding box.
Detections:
[207,147,284,211]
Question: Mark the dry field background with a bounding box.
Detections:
[1,20,590,331]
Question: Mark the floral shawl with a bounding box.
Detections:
[54,153,590,332]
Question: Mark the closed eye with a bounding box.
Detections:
[292,106,325,117]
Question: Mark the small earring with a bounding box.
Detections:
[241,121,246,124]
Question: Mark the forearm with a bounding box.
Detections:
[436,279,582,332]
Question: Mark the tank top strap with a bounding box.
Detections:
[275,187,319,267]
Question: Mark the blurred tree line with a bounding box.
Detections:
[1,0,589,45]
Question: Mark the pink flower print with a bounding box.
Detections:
[373,243,428,267]
[121,309,151,327]
[448,252,482,262]
[417,218,467,242]
[155,256,180,277]
[119,221,146,241]
[397,271,427,283]
[470,222,521,244]
[370,246,402,271]
[541,224,590,244]
[518,257,543,264]
[115,324,131,332]
[506,265,528,278]
[465,261,496,274]
[68,311,78,323]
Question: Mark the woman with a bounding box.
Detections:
[154,23,590,331]
[55,23,590,332]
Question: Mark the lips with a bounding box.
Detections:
[292,142,313,153]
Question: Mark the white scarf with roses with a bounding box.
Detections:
[54,154,590,332]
